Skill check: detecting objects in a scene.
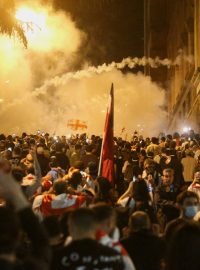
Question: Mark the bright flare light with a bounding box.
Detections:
[183,127,191,133]
[15,7,45,25]
[15,6,51,50]
[14,5,75,52]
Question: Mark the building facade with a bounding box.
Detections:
[145,0,200,133]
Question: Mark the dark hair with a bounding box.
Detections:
[88,162,98,175]
[129,211,151,232]
[49,156,58,168]
[53,180,67,195]
[161,136,166,142]
[85,145,93,152]
[132,179,150,202]
[69,171,82,189]
[43,216,62,237]
[26,165,35,175]
[96,176,112,203]
[177,191,199,205]
[12,166,25,183]
[74,161,85,171]
[151,137,158,144]
[92,203,115,223]
[68,208,97,234]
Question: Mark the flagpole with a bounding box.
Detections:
[98,131,104,176]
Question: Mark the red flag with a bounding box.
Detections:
[99,83,114,183]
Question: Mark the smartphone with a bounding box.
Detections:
[132,176,136,182]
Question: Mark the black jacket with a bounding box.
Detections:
[52,238,124,270]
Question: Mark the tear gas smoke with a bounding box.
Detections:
[0,2,193,137]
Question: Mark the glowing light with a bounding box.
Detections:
[15,6,48,48]
[0,99,3,103]
[14,5,74,52]
[183,127,191,133]
[15,7,45,28]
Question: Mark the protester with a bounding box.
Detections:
[165,190,199,240]
[0,161,50,270]
[121,211,165,270]
[52,208,125,270]
[0,130,200,270]
[92,203,136,270]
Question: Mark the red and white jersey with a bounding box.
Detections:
[32,193,86,220]
[96,230,136,270]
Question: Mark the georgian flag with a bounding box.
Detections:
[98,83,114,183]
[32,193,86,219]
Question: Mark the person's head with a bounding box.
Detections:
[12,146,21,157]
[95,176,113,202]
[194,171,200,183]
[49,156,58,168]
[162,168,174,186]
[53,179,67,195]
[151,137,158,144]
[177,191,199,220]
[87,162,98,177]
[185,149,194,157]
[92,203,116,234]
[132,179,150,202]
[68,208,97,240]
[43,216,63,241]
[0,140,6,151]
[166,222,200,270]
[69,171,82,189]
[37,146,44,155]
[129,211,151,233]
[73,161,85,171]
[173,132,180,139]
[166,134,173,141]
[11,166,25,183]
[160,136,166,143]
[55,142,64,153]
[144,158,154,170]
[85,145,93,153]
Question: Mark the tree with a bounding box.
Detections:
[0,0,27,47]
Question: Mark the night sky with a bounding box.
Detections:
[51,0,144,66]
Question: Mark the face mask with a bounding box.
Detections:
[185,206,199,218]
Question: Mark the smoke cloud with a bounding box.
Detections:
[0,1,192,137]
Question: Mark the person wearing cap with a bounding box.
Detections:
[181,149,197,184]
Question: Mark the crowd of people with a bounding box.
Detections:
[0,130,200,270]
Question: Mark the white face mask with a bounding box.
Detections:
[185,206,199,218]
